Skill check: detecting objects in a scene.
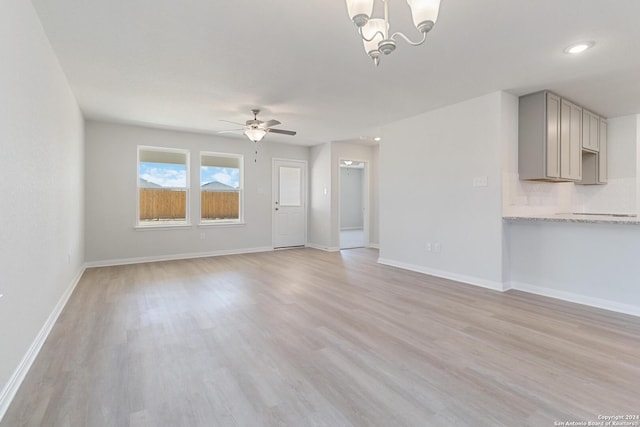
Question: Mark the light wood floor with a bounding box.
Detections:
[3,248,640,426]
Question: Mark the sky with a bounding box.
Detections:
[140,162,240,188]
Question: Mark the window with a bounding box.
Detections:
[138,147,189,226]
[200,152,243,224]
[279,166,302,206]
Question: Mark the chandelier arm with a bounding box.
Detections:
[390,30,428,46]
[358,26,386,43]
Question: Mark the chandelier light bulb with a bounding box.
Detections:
[346,0,374,27]
[406,0,440,33]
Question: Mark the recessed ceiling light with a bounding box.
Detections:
[373,137,381,142]
[564,41,595,54]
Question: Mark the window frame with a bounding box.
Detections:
[136,145,191,229]
[199,151,244,226]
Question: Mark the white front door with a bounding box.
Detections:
[273,159,307,248]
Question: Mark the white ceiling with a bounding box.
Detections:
[31,0,640,146]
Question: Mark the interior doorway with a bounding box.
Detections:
[339,159,368,249]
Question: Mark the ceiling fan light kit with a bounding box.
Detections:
[244,127,267,143]
[219,109,296,144]
[345,0,441,66]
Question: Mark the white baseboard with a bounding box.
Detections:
[85,246,274,268]
[367,243,380,249]
[377,258,507,292]
[374,257,640,317]
[305,243,340,252]
[509,281,640,317]
[0,265,86,421]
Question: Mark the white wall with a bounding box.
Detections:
[85,121,308,263]
[0,0,85,417]
[379,92,508,290]
[503,108,640,315]
[307,143,333,249]
[339,167,364,230]
[370,145,380,246]
[507,220,640,316]
[307,142,378,250]
[504,114,639,216]
[574,115,638,214]
[331,142,377,249]
[636,115,640,214]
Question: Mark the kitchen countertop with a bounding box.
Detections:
[503,213,640,225]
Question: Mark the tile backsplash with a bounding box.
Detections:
[503,172,637,216]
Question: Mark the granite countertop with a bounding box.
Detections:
[503,213,640,225]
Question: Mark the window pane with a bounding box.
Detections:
[138,148,188,225]
[140,162,187,189]
[139,188,187,223]
[201,190,239,221]
[279,166,301,206]
[201,154,242,222]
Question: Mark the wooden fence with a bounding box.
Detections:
[201,191,239,220]
[139,189,238,220]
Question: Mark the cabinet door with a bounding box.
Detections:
[582,110,599,152]
[598,119,608,183]
[560,99,582,181]
[546,93,561,179]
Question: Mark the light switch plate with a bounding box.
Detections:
[473,176,488,187]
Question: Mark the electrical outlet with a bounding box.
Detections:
[426,242,432,251]
[200,233,205,240]
[434,242,441,253]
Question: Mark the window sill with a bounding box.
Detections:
[198,222,246,228]
[135,224,193,231]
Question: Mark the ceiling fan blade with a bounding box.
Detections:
[217,129,244,134]
[267,128,297,136]
[219,119,245,126]
[260,119,281,128]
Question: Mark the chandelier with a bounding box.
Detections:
[345,0,441,66]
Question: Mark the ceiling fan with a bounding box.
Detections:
[219,109,296,143]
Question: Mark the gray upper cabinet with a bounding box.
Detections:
[518,91,560,180]
[519,91,581,181]
[560,98,582,181]
[598,118,608,183]
[582,109,600,152]
[579,117,608,185]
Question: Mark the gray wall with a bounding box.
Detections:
[0,0,85,415]
[85,121,308,264]
[340,167,364,229]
